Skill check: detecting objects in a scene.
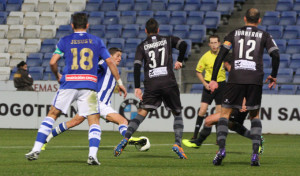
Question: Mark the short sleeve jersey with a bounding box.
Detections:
[195,50,226,82]
[223,26,279,85]
[134,34,182,91]
[56,32,110,91]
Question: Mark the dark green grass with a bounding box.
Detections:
[0,129,300,176]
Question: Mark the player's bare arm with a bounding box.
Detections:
[49,53,62,82]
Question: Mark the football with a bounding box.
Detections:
[135,136,151,152]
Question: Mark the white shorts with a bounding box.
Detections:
[52,89,99,117]
[99,102,117,119]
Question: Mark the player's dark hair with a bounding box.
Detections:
[145,18,159,34]
[209,35,220,42]
[17,61,26,68]
[245,8,260,24]
[71,13,88,29]
[109,47,122,55]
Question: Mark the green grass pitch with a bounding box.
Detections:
[0,129,300,176]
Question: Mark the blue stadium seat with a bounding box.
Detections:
[107,38,125,50]
[173,25,189,39]
[119,53,127,67]
[57,58,65,67]
[167,0,183,11]
[0,11,7,24]
[200,0,217,11]
[262,11,280,26]
[125,53,135,67]
[184,39,192,57]
[100,0,117,11]
[124,38,141,53]
[263,54,271,68]
[85,0,101,11]
[118,0,133,11]
[274,39,286,53]
[154,11,170,24]
[257,25,267,31]
[216,0,234,16]
[159,24,172,36]
[277,75,293,83]
[188,25,206,43]
[150,0,167,11]
[279,54,291,68]
[119,11,136,25]
[40,39,58,53]
[43,73,56,80]
[289,59,300,70]
[44,53,53,60]
[184,0,200,11]
[55,25,73,39]
[89,12,104,25]
[283,25,300,39]
[122,24,139,38]
[190,84,203,93]
[27,53,43,67]
[276,0,293,11]
[186,11,204,25]
[106,24,122,39]
[136,11,153,25]
[0,0,6,11]
[286,39,300,54]
[29,67,44,80]
[42,58,51,67]
[134,0,149,11]
[103,11,120,25]
[169,11,186,25]
[203,11,221,29]
[267,25,284,39]
[278,85,296,94]
[89,25,106,38]
[278,68,293,76]
[295,85,300,94]
[292,53,300,60]
[172,53,178,63]
[279,11,297,26]
[138,25,147,39]
[6,0,22,11]
[262,84,278,94]
[293,0,300,12]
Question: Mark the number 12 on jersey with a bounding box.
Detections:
[238,39,256,60]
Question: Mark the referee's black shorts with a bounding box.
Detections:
[222,83,262,110]
[139,86,182,113]
[201,81,226,105]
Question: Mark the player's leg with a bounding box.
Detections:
[228,110,251,139]
[214,81,226,144]
[192,102,208,139]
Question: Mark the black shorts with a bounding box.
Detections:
[201,81,226,105]
[222,83,262,110]
[140,86,182,113]
[229,109,249,125]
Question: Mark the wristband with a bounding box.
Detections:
[117,79,123,86]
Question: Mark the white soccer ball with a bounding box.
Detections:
[135,136,151,152]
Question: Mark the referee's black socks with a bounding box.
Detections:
[192,115,205,139]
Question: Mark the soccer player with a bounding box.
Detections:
[190,35,227,140]
[41,48,129,150]
[114,18,188,159]
[25,13,126,165]
[209,8,279,166]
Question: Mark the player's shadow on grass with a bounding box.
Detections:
[224,161,251,165]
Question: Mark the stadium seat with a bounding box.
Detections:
[0,39,9,52]
[0,25,8,38]
[26,53,43,67]
[57,58,65,67]
[186,11,204,25]
[136,11,153,25]
[134,0,149,11]
[279,11,297,26]
[173,25,189,39]
[39,12,55,25]
[184,39,192,57]
[279,54,291,68]
[100,0,117,11]
[55,12,72,26]
[89,25,106,38]
[44,52,52,60]
[6,0,22,11]
[169,11,186,25]
[263,54,271,68]
[278,85,296,94]
[184,0,200,11]
[23,12,39,25]
[55,25,72,39]
[125,52,135,67]
[261,11,280,26]
[200,0,217,11]
[118,0,133,11]
[29,66,44,80]
[10,53,27,67]
[274,39,286,53]
[0,12,8,24]
[40,25,57,39]
[7,11,23,25]
[150,0,167,11]
[295,85,300,94]
[119,11,136,25]
[40,39,58,53]
[8,39,25,53]
[159,24,172,36]
[42,57,51,67]
[154,11,170,24]
[25,39,41,53]
[286,39,300,54]
[43,72,56,80]
[216,0,234,16]
[283,25,300,39]
[138,25,147,39]
[69,0,86,12]
[277,75,293,83]
[22,0,38,12]
[0,53,10,66]
[37,0,54,12]
[257,25,267,31]
[24,25,41,38]
[0,67,10,81]
[190,84,203,93]
[122,24,139,39]
[7,25,23,39]
[275,0,293,11]
[0,0,6,11]
[278,68,293,76]
[103,11,120,25]
[203,11,221,29]
[267,25,284,39]
[105,24,122,39]
[53,0,70,12]
[293,0,300,12]
[188,25,206,43]
[85,0,101,11]
[107,38,125,50]
[262,84,278,94]
[88,11,104,25]
[123,38,141,53]
[167,0,183,11]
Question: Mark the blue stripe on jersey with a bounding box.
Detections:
[99,73,114,104]
[97,62,116,105]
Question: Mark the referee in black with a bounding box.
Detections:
[209,8,280,166]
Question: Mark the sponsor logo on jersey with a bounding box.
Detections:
[65,74,97,82]
[144,39,167,50]
[234,60,256,71]
[149,67,168,78]
[119,98,139,120]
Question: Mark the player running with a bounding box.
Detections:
[209,8,279,166]
[114,18,188,159]
[25,13,126,165]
